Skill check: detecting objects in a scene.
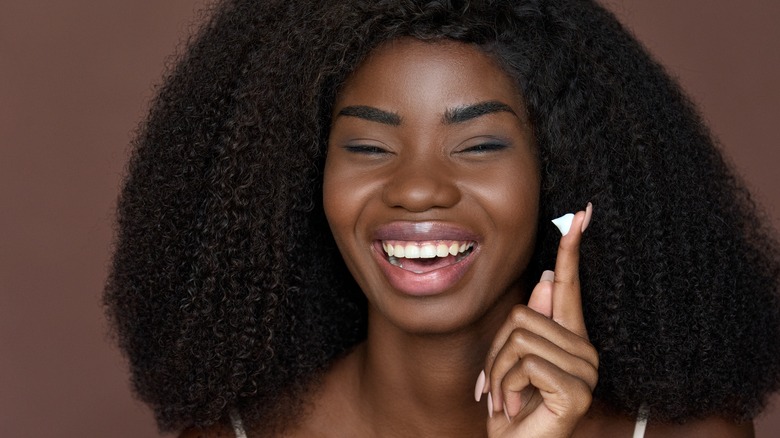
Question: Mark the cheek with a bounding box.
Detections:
[322,157,346,237]
[485,167,540,284]
[322,154,375,245]
[473,162,540,226]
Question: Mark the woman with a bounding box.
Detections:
[105,0,780,436]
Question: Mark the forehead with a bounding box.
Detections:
[334,38,524,113]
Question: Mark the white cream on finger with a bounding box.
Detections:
[552,213,575,236]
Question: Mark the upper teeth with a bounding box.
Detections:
[381,241,474,259]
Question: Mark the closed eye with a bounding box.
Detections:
[344,145,390,154]
[459,142,509,153]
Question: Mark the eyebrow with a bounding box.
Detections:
[443,101,518,124]
[336,105,401,126]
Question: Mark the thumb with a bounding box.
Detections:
[526,270,554,318]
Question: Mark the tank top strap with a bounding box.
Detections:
[229,409,248,438]
[632,404,649,438]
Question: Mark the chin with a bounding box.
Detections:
[368,284,521,337]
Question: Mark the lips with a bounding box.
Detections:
[371,222,479,296]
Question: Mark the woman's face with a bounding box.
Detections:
[324,38,540,334]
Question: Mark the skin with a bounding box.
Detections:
[320,38,594,437]
[180,38,754,438]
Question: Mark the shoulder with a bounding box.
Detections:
[575,409,754,438]
[178,423,235,438]
[644,417,754,438]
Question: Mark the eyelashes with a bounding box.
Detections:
[459,142,509,154]
[343,145,389,154]
[343,142,509,155]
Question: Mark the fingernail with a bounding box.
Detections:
[504,403,511,422]
[474,370,486,402]
[552,213,575,236]
[487,391,493,418]
[582,202,593,232]
[540,270,555,282]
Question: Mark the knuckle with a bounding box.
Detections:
[519,353,543,372]
[510,304,530,324]
[573,380,593,414]
[561,377,592,405]
[569,392,592,417]
[508,328,531,349]
[584,365,599,390]
[574,377,592,396]
[556,377,593,418]
[584,344,599,369]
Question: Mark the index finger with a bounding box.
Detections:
[551,203,592,337]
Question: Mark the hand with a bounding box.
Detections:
[478,203,598,438]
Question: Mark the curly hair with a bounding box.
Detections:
[105,0,780,433]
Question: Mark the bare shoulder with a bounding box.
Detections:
[645,417,754,438]
[282,349,366,438]
[178,423,235,438]
[575,408,754,438]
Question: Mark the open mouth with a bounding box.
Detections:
[380,240,475,274]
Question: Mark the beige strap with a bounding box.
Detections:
[229,409,248,438]
[633,405,648,438]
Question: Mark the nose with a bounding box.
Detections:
[381,155,461,212]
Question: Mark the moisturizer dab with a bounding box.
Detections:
[552,213,575,236]
[552,203,594,236]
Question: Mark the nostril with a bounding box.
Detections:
[381,174,461,211]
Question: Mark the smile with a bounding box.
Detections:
[381,240,475,274]
[369,222,480,297]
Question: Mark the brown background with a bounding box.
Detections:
[1,1,778,436]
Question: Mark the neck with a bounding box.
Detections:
[355,288,521,437]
